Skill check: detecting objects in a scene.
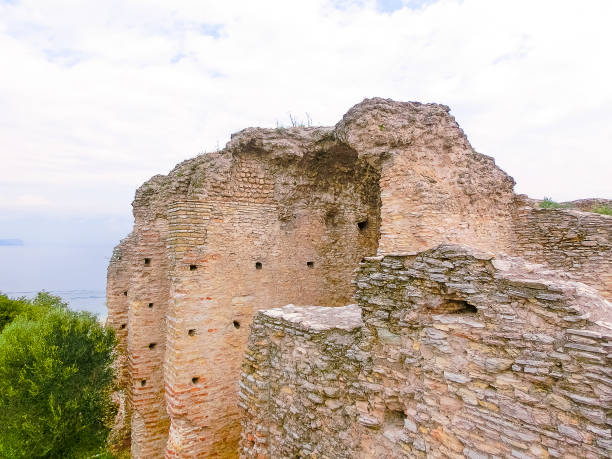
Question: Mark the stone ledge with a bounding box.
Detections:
[261,304,363,332]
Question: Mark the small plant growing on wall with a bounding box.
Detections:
[539,197,566,209]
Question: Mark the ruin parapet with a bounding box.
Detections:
[239,245,612,458]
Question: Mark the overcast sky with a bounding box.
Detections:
[1,0,611,291]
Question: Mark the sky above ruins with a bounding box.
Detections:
[1,0,611,292]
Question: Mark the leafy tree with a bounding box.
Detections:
[0,294,31,332]
[0,291,67,333]
[0,306,116,458]
[31,291,68,310]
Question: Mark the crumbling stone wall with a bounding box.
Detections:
[334,99,517,255]
[239,245,612,458]
[512,203,612,299]
[239,304,365,458]
[108,126,384,457]
[107,98,611,457]
[161,145,381,457]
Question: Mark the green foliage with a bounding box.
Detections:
[0,291,67,333]
[539,197,571,209]
[539,197,563,209]
[0,295,31,333]
[31,291,68,309]
[538,199,612,215]
[0,304,116,458]
[591,204,612,215]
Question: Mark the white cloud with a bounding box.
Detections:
[1,0,611,223]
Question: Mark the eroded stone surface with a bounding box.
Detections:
[239,245,612,458]
[262,304,363,332]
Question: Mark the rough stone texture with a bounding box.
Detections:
[512,200,612,299]
[108,120,382,457]
[106,97,612,457]
[240,245,612,458]
[335,99,517,255]
[560,199,612,213]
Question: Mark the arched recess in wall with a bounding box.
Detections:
[263,140,383,305]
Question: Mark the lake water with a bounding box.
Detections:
[0,244,112,321]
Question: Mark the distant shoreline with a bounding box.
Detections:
[2,289,107,322]
[0,239,24,246]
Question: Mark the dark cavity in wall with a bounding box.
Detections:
[324,207,340,226]
[272,141,382,258]
[430,298,477,314]
[382,408,406,441]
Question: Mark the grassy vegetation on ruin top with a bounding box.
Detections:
[539,197,612,215]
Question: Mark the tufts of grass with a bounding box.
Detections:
[276,113,313,131]
[591,204,612,215]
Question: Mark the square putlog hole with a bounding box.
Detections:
[189,264,197,271]
[144,258,151,265]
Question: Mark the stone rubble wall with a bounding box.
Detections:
[512,204,612,300]
[239,304,365,458]
[239,245,612,458]
[560,199,612,213]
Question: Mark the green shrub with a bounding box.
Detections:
[0,295,31,333]
[0,306,116,458]
[591,204,612,215]
[539,197,564,209]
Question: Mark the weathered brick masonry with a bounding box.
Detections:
[240,245,612,458]
[107,98,611,457]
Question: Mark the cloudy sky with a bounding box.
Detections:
[1,0,611,293]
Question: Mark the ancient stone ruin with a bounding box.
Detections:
[106,98,611,458]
